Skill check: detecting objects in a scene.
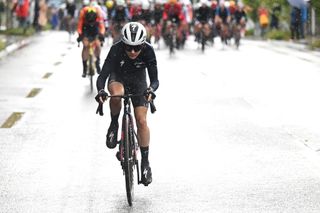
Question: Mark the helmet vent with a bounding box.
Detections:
[124,28,129,41]
[131,33,137,42]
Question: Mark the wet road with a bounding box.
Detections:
[1,31,320,212]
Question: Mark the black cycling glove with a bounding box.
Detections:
[77,34,83,43]
[95,89,108,103]
[95,89,108,116]
[144,87,156,101]
[98,33,105,43]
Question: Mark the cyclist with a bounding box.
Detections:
[110,0,130,42]
[65,0,77,33]
[214,0,231,43]
[151,0,164,46]
[129,0,142,22]
[95,22,159,186]
[194,0,211,43]
[233,2,247,37]
[162,0,186,49]
[77,0,105,77]
[140,0,152,42]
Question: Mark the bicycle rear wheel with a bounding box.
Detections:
[123,114,134,206]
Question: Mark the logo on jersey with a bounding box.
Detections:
[134,61,145,68]
[120,60,125,67]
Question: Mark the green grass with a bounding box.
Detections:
[245,29,254,36]
[266,29,291,41]
[310,39,320,50]
[0,27,35,36]
[0,40,5,51]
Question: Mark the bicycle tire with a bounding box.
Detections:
[200,30,205,52]
[88,55,94,92]
[90,75,93,92]
[168,34,174,55]
[235,31,240,49]
[124,114,134,206]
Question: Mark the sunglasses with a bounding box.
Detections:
[125,44,143,52]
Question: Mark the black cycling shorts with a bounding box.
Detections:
[83,25,99,39]
[108,71,148,108]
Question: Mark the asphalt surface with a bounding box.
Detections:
[1,32,320,155]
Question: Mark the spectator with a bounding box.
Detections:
[33,0,40,31]
[50,6,59,29]
[270,3,281,30]
[290,6,301,40]
[258,4,269,37]
[300,4,307,39]
[13,0,30,33]
[38,0,48,31]
[0,0,5,29]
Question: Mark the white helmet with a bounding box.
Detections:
[83,0,90,5]
[116,0,125,6]
[121,22,147,46]
[200,0,207,6]
[142,0,150,10]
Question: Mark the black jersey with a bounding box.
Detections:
[97,40,159,93]
[195,6,211,23]
[66,3,76,18]
[141,9,152,24]
[234,10,246,24]
[153,7,163,24]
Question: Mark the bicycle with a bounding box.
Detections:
[96,90,156,206]
[232,22,241,49]
[166,19,177,55]
[197,21,208,53]
[66,15,76,42]
[78,37,103,92]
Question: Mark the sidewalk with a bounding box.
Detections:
[0,34,33,59]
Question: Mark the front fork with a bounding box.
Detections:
[118,113,141,184]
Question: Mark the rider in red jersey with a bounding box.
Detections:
[162,0,186,48]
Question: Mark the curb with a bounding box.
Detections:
[267,40,320,58]
[0,37,32,59]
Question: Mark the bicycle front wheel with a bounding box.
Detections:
[88,55,94,92]
[123,114,134,206]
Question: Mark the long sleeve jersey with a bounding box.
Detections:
[96,41,159,92]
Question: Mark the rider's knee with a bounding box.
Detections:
[136,117,148,129]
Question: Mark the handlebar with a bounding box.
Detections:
[77,36,104,47]
[77,40,104,47]
[96,94,157,116]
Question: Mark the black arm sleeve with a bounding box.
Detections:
[96,46,117,92]
[145,46,159,91]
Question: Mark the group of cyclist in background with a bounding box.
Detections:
[72,0,247,76]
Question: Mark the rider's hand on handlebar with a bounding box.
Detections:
[95,89,108,103]
[144,87,156,102]
[98,33,105,43]
[77,34,83,43]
